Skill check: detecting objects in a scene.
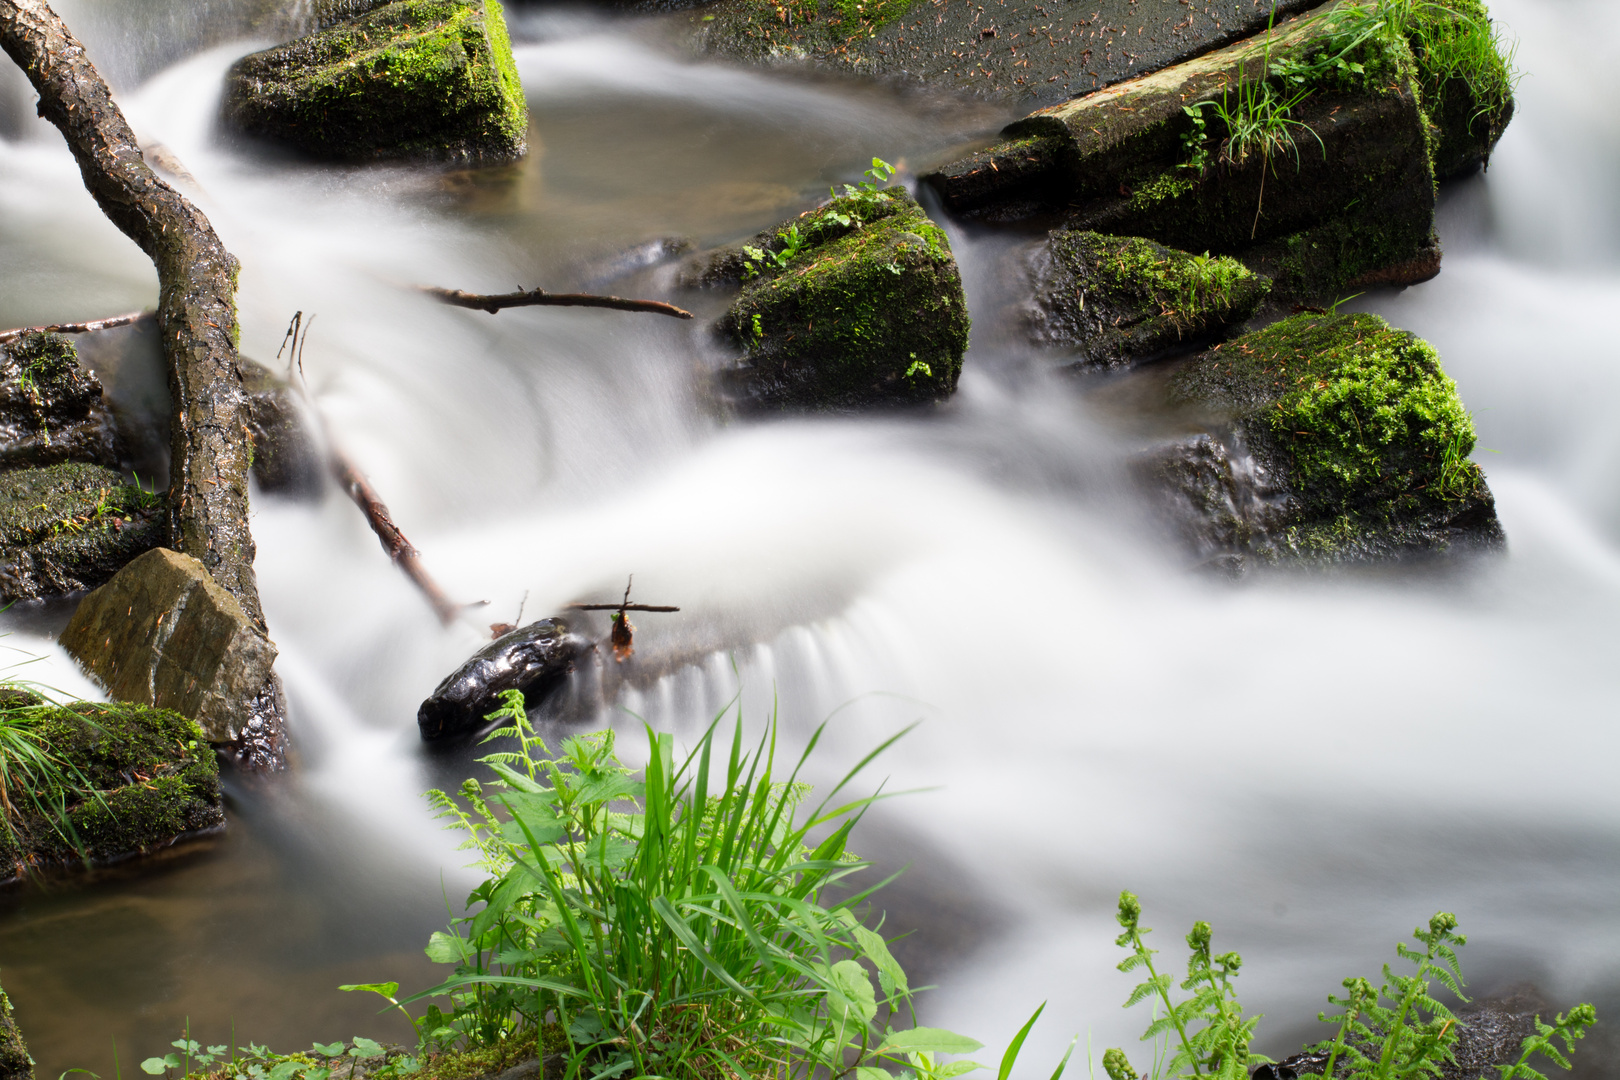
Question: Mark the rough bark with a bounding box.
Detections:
[1,0,286,764]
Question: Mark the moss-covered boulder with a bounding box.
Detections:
[221,0,527,164]
[0,463,164,604]
[0,701,223,880]
[1144,312,1503,570]
[699,187,969,410]
[0,332,123,471]
[1405,0,1516,178]
[1031,231,1270,369]
[0,976,27,1080]
[925,0,1520,301]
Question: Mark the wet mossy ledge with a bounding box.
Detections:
[0,700,224,883]
[1145,312,1504,571]
[1030,231,1270,369]
[688,186,970,411]
[222,0,527,164]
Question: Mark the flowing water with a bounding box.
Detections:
[2,0,1619,1075]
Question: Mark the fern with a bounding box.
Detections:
[1497,1005,1597,1080]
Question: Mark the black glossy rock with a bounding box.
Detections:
[0,331,123,470]
[418,618,584,740]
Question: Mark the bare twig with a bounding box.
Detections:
[0,309,152,346]
[569,603,682,612]
[424,286,693,320]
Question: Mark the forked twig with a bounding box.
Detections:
[0,310,152,346]
[424,286,693,320]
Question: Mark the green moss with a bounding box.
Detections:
[1404,0,1516,176]
[223,0,527,164]
[1129,172,1197,212]
[696,0,916,60]
[0,463,166,603]
[720,187,969,410]
[0,702,222,872]
[0,977,25,1080]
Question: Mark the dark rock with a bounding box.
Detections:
[1140,312,1504,570]
[0,332,123,471]
[686,0,1325,108]
[1030,231,1270,370]
[1406,0,1516,179]
[240,357,324,498]
[693,187,970,411]
[59,547,279,745]
[925,2,1478,302]
[0,701,224,882]
[221,0,528,165]
[0,463,165,603]
[0,976,27,1080]
[419,618,585,741]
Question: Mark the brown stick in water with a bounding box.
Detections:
[0,310,152,346]
[424,286,693,320]
[329,449,461,626]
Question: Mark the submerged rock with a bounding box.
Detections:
[1031,231,1270,369]
[59,548,279,746]
[221,0,527,164]
[0,463,164,603]
[1142,312,1503,570]
[925,0,1506,301]
[694,187,969,410]
[419,618,585,740]
[0,700,224,881]
[0,977,25,1080]
[0,332,123,471]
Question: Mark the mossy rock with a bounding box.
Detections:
[222,0,527,164]
[1406,0,1516,179]
[1146,312,1503,570]
[0,701,223,878]
[0,332,123,471]
[0,463,164,603]
[1030,231,1270,369]
[0,976,27,1080]
[709,187,969,410]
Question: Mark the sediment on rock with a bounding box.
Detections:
[1030,231,1270,369]
[1139,311,1503,571]
[0,332,124,471]
[689,186,970,411]
[0,699,223,882]
[222,0,527,164]
[924,0,1498,301]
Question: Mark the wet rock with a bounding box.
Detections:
[240,357,324,498]
[221,0,527,165]
[419,618,585,740]
[926,2,1471,301]
[0,463,165,603]
[1031,231,1270,369]
[686,0,1324,107]
[1141,312,1503,570]
[0,976,27,1080]
[1411,0,1516,179]
[0,701,224,882]
[59,548,279,745]
[694,187,969,410]
[0,332,123,471]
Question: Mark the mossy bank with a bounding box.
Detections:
[0,462,164,604]
[1145,312,1503,570]
[0,701,223,881]
[696,186,970,411]
[222,0,527,164]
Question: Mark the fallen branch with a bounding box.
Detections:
[569,603,682,612]
[330,448,460,626]
[0,309,152,346]
[424,286,693,320]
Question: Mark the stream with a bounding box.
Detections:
[2,0,1619,1075]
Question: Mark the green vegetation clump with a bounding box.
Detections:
[0,698,222,874]
[222,0,527,164]
[0,462,165,603]
[720,183,969,409]
[694,0,916,60]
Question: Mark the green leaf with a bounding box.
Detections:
[879,1029,984,1055]
[351,1037,385,1058]
[424,931,470,964]
[854,924,909,999]
[267,1061,302,1080]
[856,1068,893,1080]
[999,1003,1047,1080]
[337,982,399,998]
[824,958,878,1025]
[312,1042,346,1057]
[936,1062,987,1079]
[139,1061,169,1076]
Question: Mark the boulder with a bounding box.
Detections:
[1407,0,1516,178]
[419,618,584,740]
[0,463,165,603]
[924,0,1515,300]
[58,548,279,745]
[0,977,26,1080]
[687,0,1324,106]
[0,332,123,471]
[0,700,223,880]
[1030,231,1270,369]
[221,0,527,164]
[691,187,970,410]
[1141,312,1503,570]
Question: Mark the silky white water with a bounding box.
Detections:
[0,0,1618,1075]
